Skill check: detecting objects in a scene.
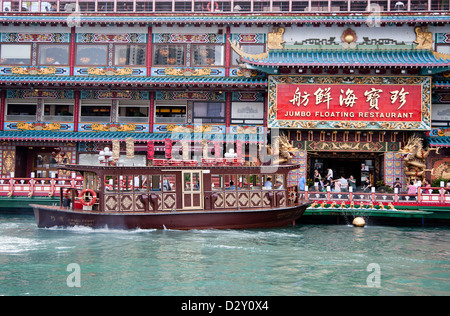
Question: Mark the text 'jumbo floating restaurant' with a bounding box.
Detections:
[0,0,449,190]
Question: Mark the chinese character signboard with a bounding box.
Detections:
[268,76,431,131]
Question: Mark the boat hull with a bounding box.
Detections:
[31,203,310,230]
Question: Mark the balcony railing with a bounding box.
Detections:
[0,0,447,14]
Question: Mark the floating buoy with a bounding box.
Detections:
[352,217,366,227]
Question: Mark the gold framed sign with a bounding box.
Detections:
[268,75,431,131]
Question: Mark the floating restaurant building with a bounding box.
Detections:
[0,0,449,190]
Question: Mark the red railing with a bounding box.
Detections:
[0,176,83,198]
[303,187,450,205]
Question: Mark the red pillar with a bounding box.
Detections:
[149,91,155,133]
[74,90,80,132]
[225,26,231,77]
[0,90,5,131]
[69,26,76,76]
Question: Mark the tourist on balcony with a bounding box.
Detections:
[338,176,348,192]
[423,180,432,194]
[326,168,333,181]
[407,180,417,200]
[362,177,371,193]
[313,169,322,191]
[348,175,357,192]
[298,176,306,191]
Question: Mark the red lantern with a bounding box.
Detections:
[147,141,154,161]
[165,138,172,159]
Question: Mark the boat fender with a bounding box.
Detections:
[78,189,97,207]
[210,193,218,208]
[139,194,150,212]
[265,192,274,207]
[150,194,158,212]
[275,191,284,206]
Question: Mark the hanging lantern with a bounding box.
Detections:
[126,137,134,159]
[147,141,154,162]
[165,138,172,159]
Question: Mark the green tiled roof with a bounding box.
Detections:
[0,75,267,88]
[243,48,450,68]
[0,130,263,142]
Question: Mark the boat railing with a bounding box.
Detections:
[0,0,447,14]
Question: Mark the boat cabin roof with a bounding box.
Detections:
[59,163,301,176]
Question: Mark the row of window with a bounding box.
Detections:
[0,43,265,67]
[5,99,264,124]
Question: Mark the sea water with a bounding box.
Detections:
[0,214,449,296]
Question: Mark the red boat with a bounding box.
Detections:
[31,162,310,230]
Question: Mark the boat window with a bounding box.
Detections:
[224,174,237,190]
[184,172,201,191]
[150,175,161,191]
[247,175,261,190]
[105,175,118,192]
[239,175,249,190]
[163,174,175,192]
[211,174,223,190]
[262,175,272,189]
[192,172,200,191]
[139,175,155,192]
[274,175,284,190]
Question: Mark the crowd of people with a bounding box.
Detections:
[310,168,363,193]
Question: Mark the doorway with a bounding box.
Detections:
[182,171,203,209]
[309,153,380,189]
[15,146,66,178]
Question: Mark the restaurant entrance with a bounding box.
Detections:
[309,153,381,189]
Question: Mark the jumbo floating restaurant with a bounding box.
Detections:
[0,0,449,191]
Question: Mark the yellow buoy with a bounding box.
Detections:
[352,217,366,227]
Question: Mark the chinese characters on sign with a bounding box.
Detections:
[278,84,422,122]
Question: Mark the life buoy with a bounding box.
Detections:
[78,189,97,206]
[288,190,297,202]
[207,1,218,11]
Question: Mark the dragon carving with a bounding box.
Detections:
[398,135,439,181]
[259,134,299,165]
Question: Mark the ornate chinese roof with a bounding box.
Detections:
[0,75,267,89]
[0,130,263,142]
[236,47,450,69]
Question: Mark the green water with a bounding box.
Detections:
[0,214,449,296]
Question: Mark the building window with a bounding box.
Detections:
[80,100,111,122]
[114,44,146,66]
[76,44,108,66]
[38,44,69,65]
[6,99,37,121]
[155,101,187,123]
[192,44,224,66]
[232,44,265,66]
[117,100,149,123]
[153,44,185,66]
[231,102,264,124]
[0,44,32,65]
[193,102,225,123]
[43,101,74,122]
